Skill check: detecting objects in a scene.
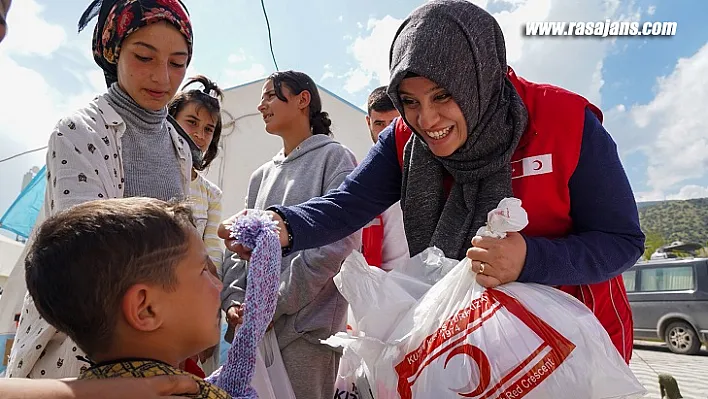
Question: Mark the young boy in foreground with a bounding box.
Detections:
[24,198,228,399]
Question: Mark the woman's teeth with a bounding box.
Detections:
[425,126,452,140]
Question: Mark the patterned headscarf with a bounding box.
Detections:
[78,0,193,88]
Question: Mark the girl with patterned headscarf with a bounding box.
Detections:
[6,0,197,380]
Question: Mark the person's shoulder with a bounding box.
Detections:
[256,158,276,173]
[512,69,594,111]
[320,136,358,163]
[378,121,398,145]
[52,96,115,141]
[249,160,273,183]
[196,172,223,197]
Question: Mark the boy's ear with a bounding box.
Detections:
[121,284,164,332]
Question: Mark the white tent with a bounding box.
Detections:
[202,78,374,219]
[0,235,24,290]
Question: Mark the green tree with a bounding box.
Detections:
[643,230,667,260]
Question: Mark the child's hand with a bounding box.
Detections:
[226,303,244,328]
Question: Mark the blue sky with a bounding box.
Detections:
[1,0,707,227]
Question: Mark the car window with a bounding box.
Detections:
[639,265,695,292]
[623,270,636,292]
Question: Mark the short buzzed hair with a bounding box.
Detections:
[367,86,395,115]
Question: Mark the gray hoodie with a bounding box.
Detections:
[221,134,361,349]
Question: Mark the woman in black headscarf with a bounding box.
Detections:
[222,0,644,365]
[6,0,196,380]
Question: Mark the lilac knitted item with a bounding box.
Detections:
[205,211,281,398]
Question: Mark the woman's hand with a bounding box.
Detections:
[217,210,288,260]
[466,232,527,288]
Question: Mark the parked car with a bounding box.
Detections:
[623,257,708,355]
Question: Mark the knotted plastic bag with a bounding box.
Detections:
[325,198,646,399]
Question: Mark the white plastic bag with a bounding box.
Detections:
[330,343,375,399]
[367,259,646,398]
[326,198,646,399]
[475,197,528,238]
[335,246,457,398]
[250,350,276,399]
[338,247,458,339]
[259,329,297,399]
[334,257,418,341]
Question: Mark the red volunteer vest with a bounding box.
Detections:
[362,215,385,268]
[393,67,633,364]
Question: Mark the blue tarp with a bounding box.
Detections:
[0,165,46,238]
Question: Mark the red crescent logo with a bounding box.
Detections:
[444,344,492,397]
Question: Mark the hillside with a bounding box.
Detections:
[638,198,708,245]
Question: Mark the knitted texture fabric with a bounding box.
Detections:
[104,82,185,202]
[205,211,281,398]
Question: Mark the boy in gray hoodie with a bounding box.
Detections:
[220,71,361,399]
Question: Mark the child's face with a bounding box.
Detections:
[175,102,216,153]
[257,79,308,136]
[116,21,189,111]
[162,230,223,357]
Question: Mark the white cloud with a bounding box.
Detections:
[0,0,103,151]
[639,184,708,202]
[605,42,708,199]
[343,68,372,93]
[501,0,641,106]
[227,49,247,64]
[667,185,708,200]
[221,48,267,87]
[343,15,402,94]
[1,0,65,56]
[635,190,664,203]
[0,56,62,148]
[338,15,343,22]
[647,5,656,16]
[320,64,334,82]
[223,63,267,86]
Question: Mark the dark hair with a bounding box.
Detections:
[168,75,224,171]
[268,70,332,136]
[367,86,395,115]
[25,197,196,358]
